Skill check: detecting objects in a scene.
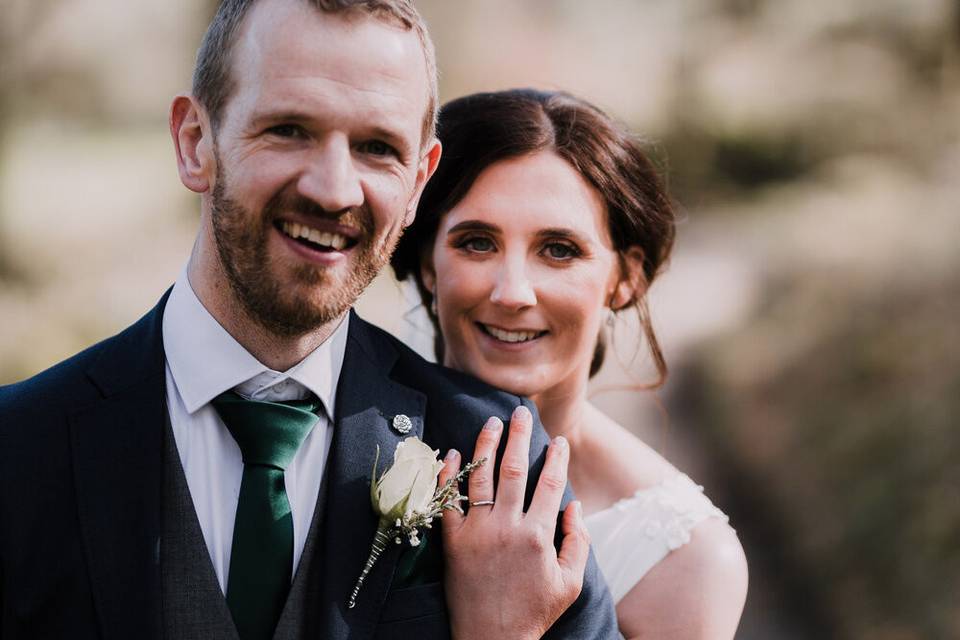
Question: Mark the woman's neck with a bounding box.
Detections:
[530,379,589,449]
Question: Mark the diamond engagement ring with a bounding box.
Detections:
[470,500,495,507]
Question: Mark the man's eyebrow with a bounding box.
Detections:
[249,110,313,128]
[446,220,500,235]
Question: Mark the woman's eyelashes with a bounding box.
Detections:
[541,241,582,261]
[455,234,497,254]
[452,234,584,262]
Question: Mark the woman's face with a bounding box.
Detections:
[424,151,631,401]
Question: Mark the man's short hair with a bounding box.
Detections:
[192,0,438,146]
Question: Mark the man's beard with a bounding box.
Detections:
[210,167,396,338]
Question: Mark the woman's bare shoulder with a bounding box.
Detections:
[577,404,678,496]
[615,517,749,640]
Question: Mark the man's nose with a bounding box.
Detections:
[297,136,363,212]
[490,259,537,310]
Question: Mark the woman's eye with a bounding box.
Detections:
[460,237,495,253]
[543,242,580,260]
[359,140,396,157]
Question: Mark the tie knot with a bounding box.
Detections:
[212,391,320,470]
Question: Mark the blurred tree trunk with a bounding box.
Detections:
[955,0,960,45]
[0,0,57,281]
[944,0,960,92]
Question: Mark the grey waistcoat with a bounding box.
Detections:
[160,422,328,639]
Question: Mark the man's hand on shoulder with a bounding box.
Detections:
[439,406,591,640]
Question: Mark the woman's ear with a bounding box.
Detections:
[419,247,437,300]
[610,247,646,311]
[170,94,214,193]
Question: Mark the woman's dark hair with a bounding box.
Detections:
[391,88,676,386]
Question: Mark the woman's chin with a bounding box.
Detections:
[469,365,547,400]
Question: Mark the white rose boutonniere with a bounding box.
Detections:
[347,436,485,608]
[374,437,445,532]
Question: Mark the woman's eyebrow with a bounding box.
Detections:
[536,227,590,243]
[446,220,501,235]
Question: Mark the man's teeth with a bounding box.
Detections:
[281,221,348,250]
[484,325,542,343]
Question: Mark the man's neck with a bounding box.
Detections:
[186,255,343,372]
[214,312,342,372]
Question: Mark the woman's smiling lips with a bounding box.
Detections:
[475,322,548,348]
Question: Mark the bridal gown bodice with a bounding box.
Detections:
[584,473,728,602]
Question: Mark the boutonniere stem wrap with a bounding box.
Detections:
[347,437,485,608]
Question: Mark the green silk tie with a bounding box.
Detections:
[212,391,321,640]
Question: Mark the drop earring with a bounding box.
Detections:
[606,308,615,328]
[430,295,438,317]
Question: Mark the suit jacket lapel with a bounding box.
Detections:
[70,294,169,640]
[319,312,426,638]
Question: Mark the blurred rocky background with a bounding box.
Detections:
[2,1,957,638]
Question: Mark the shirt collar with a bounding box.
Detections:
[161,268,349,420]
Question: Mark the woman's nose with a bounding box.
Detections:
[490,260,537,310]
[297,136,363,213]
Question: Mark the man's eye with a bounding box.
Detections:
[459,237,495,253]
[543,242,580,260]
[266,124,304,138]
[359,140,396,157]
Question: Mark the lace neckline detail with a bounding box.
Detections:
[586,472,707,519]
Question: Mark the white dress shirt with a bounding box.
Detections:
[161,269,348,593]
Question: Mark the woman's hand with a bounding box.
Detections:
[440,405,591,640]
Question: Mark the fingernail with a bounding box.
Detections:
[553,435,568,451]
[572,500,582,517]
[513,405,531,420]
[483,416,503,431]
[445,448,460,462]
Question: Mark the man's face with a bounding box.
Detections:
[206,0,434,336]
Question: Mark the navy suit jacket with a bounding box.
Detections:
[0,292,619,639]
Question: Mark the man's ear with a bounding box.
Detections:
[610,246,646,310]
[170,94,214,194]
[403,138,442,227]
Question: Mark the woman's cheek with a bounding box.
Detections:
[445,257,494,304]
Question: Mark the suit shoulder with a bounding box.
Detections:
[355,317,527,417]
[1,295,166,423]
[0,328,130,428]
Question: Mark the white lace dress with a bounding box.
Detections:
[584,473,728,602]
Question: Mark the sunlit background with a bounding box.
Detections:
[2,1,958,638]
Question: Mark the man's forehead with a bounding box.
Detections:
[229,0,429,141]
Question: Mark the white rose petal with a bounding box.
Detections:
[375,437,444,519]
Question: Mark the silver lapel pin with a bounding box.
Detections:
[391,414,413,435]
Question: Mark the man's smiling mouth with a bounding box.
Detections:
[278,220,356,252]
[478,323,548,344]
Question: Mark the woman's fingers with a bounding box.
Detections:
[467,416,503,505]
[526,435,570,524]
[495,405,533,513]
[556,500,589,599]
[438,448,464,537]
[441,412,587,637]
